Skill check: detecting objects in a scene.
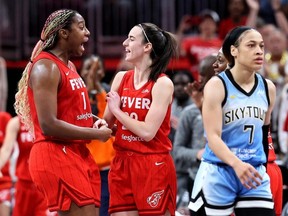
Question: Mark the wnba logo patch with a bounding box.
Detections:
[147,190,164,208]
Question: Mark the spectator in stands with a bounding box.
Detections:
[262,28,288,89]
[256,20,277,47]
[261,29,288,155]
[169,70,194,143]
[176,9,222,80]
[278,82,288,155]
[257,0,288,39]
[218,0,260,40]
[259,0,288,25]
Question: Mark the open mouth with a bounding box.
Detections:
[81,40,89,51]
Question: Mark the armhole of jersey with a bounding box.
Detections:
[260,75,270,106]
[216,75,227,107]
[55,62,64,90]
[29,56,63,89]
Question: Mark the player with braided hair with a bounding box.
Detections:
[14,9,112,216]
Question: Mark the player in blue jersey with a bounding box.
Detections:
[188,26,276,216]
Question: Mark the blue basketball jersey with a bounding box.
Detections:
[202,70,269,165]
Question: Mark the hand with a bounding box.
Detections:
[270,0,281,11]
[246,0,260,11]
[93,118,108,129]
[185,81,200,95]
[106,91,121,114]
[177,15,195,33]
[0,171,2,178]
[170,115,179,130]
[97,126,112,142]
[185,82,203,109]
[196,148,205,161]
[232,160,263,189]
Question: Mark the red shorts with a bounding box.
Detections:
[109,151,177,215]
[13,179,58,216]
[0,188,11,206]
[267,162,283,216]
[29,141,101,212]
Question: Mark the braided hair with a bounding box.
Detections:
[14,9,77,136]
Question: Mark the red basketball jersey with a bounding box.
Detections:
[16,118,34,181]
[267,130,277,162]
[0,112,12,190]
[26,52,100,211]
[27,51,93,144]
[114,70,172,154]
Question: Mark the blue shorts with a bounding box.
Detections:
[188,161,274,215]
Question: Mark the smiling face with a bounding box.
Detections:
[232,29,264,71]
[213,52,228,74]
[66,13,90,57]
[122,25,151,63]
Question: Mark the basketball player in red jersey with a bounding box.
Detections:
[104,23,178,216]
[0,112,12,216]
[267,129,283,216]
[14,9,112,216]
[0,116,58,216]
